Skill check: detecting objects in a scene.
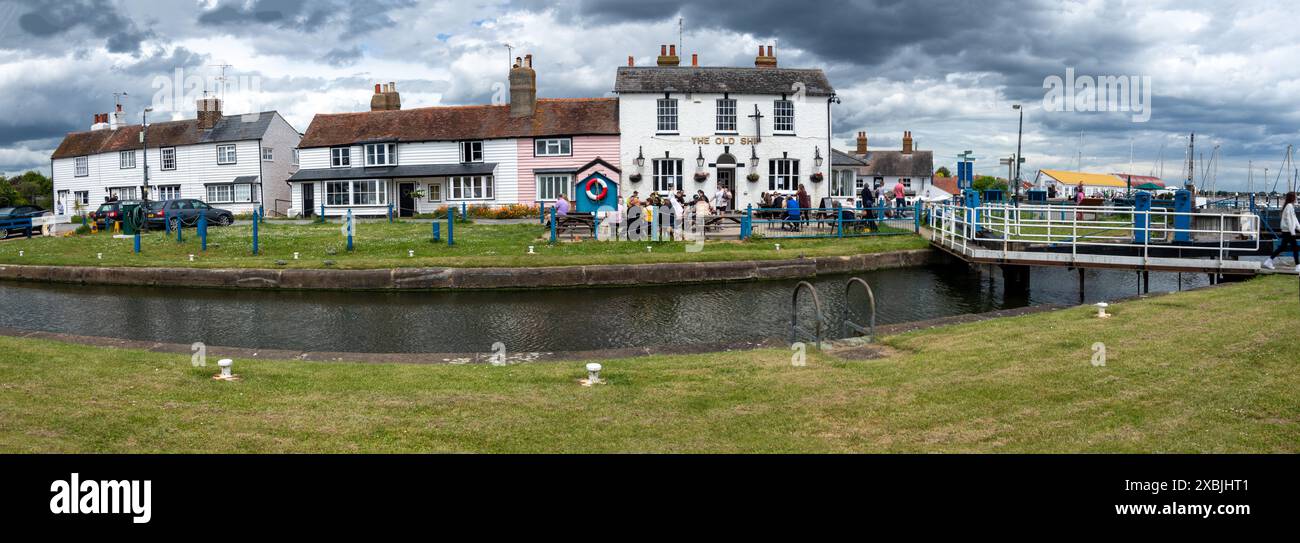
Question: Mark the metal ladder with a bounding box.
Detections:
[790,277,878,347]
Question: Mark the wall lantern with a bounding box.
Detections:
[696,147,706,169]
[635,146,645,169]
[814,146,824,169]
[749,146,759,169]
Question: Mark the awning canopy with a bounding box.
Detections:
[288,163,497,182]
[1038,169,1127,188]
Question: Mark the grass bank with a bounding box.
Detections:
[2,275,1296,453]
[0,221,927,269]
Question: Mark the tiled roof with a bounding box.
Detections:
[931,176,959,195]
[297,98,619,149]
[289,163,497,182]
[50,112,280,160]
[831,148,868,167]
[859,150,934,178]
[614,66,835,96]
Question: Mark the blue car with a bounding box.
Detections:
[0,205,51,238]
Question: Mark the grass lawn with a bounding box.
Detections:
[1,275,1296,453]
[0,220,928,269]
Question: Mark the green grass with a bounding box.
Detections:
[2,275,1296,453]
[0,220,928,269]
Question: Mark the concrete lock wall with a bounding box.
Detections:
[0,249,941,291]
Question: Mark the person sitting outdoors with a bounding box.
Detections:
[783,194,801,231]
[554,195,570,217]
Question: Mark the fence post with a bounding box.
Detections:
[837,206,844,238]
[549,206,557,244]
[259,205,265,224]
[743,204,753,240]
[165,207,172,235]
[447,206,455,246]
[914,200,921,233]
[387,203,393,223]
[461,202,467,218]
[134,230,141,253]
[539,202,545,225]
[319,201,325,223]
[198,212,207,251]
[176,214,183,243]
[252,209,260,255]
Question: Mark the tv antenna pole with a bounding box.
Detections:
[210,63,233,102]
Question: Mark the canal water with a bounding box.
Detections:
[0,265,1209,353]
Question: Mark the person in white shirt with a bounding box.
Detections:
[1264,192,1299,272]
[669,193,684,240]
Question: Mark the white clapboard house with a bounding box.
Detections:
[614,45,835,210]
[50,97,301,217]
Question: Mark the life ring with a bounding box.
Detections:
[585,177,609,201]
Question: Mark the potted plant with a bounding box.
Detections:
[809,172,824,183]
[694,171,710,182]
[746,172,761,183]
[628,173,642,183]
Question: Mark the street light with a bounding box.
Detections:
[635,146,645,169]
[814,146,823,169]
[1012,104,1024,202]
[696,146,705,169]
[749,145,759,169]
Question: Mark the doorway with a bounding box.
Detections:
[398,182,416,217]
[716,169,735,211]
[302,184,314,218]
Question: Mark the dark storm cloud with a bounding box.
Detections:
[197,0,418,35]
[10,0,153,54]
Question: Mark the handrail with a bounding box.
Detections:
[790,281,826,347]
[842,277,876,342]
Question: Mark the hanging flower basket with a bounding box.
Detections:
[746,172,761,183]
[628,173,643,183]
[809,172,824,183]
[694,171,710,182]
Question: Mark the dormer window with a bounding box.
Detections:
[331,147,351,167]
[459,140,483,163]
[365,143,396,166]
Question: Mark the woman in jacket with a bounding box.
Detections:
[1264,192,1299,272]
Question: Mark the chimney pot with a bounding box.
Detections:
[525,54,532,67]
[755,44,777,68]
[758,45,764,56]
[767,45,774,57]
[856,131,868,155]
[374,83,381,93]
[628,55,634,67]
[691,53,698,66]
[661,45,667,56]
[669,44,676,57]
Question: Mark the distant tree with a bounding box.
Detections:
[935,166,952,178]
[9,171,51,208]
[972,175,1008,192]
[0,176,24,207]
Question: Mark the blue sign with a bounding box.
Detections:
[576,172,619,213]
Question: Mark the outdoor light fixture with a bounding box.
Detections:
[814,146,824,168]
[635,146,645,169]
[750,145,759,169]
[696,147,705,169]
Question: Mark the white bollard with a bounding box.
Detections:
[17,251,22,257]
[218,359,233,378]
[189,254,195,262]
[775,244,782,251]
[97,253,103,260]
[586,363,602,385]
[293,252,300,260]
[408,249,414,257]
[528,245,535,254]
[646,246,652,253]
[1095,302,1110,318]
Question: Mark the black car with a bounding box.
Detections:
[88,200,140,230]
[0,205,51,238]
[144,199,235,230]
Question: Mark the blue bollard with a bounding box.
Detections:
[134,231,141,253]
[252,209,260,255]
[461,202,467,218]
[914,201,921,233]
[198,212,208,251]
[387,203,393,223]
[549,206,557,243]
[164,208,171,235]
[432,221,440,242]
[259,205,265,224]
[539,203,545,224]
[346,209,353,251]
[447,207,455,246]
[319,201,325,223]
[176,215,183,243]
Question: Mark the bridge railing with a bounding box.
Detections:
[926,202,1260,262]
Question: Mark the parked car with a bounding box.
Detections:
[88,200,140,230]
[0,205,52,238]
[144,199,235,230]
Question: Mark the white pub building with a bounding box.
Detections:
[615,45,836,210]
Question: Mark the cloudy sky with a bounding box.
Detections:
[1,0,1297,192]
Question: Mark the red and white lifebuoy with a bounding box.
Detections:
[585,177,609,201]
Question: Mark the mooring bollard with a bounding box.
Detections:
[252,209,260,255]
[164,208,171,234]
[259,205,265,224]
[461,202,467,217]
[133,231,140,253]
[345,209,354,251]
[198,212,207,251]
[318,201,325,223]
[176,215,183,243]
[447,207,455,246]
[387,203,393,223]
[549,206,557,244]
[432,221,440,242]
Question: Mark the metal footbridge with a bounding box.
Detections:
[921,192,1270,276]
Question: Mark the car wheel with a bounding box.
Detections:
[216,215,233,227]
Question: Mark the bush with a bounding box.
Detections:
[74,224,91,235]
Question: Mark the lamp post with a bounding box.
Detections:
[142,106,153,202]
[1012,104,1024,202]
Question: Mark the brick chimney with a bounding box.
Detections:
[755,45,776,68]
[91,113,110,131]
[902,131,913,154]
[691,53,698,67]
[197,95,223,130]
[855,131,868,155]
[656,44,679,67]
[370,82,401,112]
[509,54,537,118]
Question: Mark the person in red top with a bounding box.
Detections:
[893,180,906,216]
